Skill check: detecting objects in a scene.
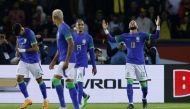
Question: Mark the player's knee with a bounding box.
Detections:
[36,76,43,84]
[16,75,24,83]
[66,82,75,89]
[66,79,74,82]
[140,81,148,88]
[127,78,134,85]
[52,77,61,87]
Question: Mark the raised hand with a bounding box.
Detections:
[102,20,108,30]
[155,16,160,26]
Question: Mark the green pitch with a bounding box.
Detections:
[0,103,190,109]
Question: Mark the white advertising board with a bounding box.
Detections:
[0,65,164,103]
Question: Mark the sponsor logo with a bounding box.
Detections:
[173,70,190,97]
[53,79,151,89]
[83,79,151,89]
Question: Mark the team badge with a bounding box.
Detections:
[82,39,86,45]
[136,37,140,42]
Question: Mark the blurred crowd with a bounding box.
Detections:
[0,0,190,65]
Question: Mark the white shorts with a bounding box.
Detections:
[76,67,86,82]
[55,61,76,80]
[125,63,148,81]
[16,61,43,79]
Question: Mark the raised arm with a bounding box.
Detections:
[150,16,160,40]
[102,20,116,42]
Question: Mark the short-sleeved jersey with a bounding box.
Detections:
[57,23,75,63]
[115,32,151,64]
[16,28,40,63]
[73,32,94,68]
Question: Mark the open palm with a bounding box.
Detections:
[155,16,160,26]
[102,20,108,30]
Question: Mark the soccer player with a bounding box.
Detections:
[49,9,79,109]
[102,16,160,109]
[12,23,48,109]
[73,19,97,108]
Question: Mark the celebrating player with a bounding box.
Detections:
[102,16,160,109]
[73,19,97,108]
[49,9,79,109]
[12,23,48,109]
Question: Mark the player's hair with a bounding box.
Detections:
[129,20,138,30]
[52,9,64,20]
[76,19,84,23]
[12,23,22,36]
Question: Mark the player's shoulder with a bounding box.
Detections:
[72,32,77,40]
[72,32,77,36]
[80,32,92,40]
[85,33,92,38]
[62,22,71,30]
[24,28,34,36]
[137,32,148,36]
[25,28,32,33]
[120,33,130,37]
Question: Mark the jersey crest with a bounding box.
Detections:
[136,36,140,42]
[82,39,86,45]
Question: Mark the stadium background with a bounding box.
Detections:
[0,0,190,109]
[0,0,190,65]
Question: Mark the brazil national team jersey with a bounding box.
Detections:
[73,32,94,68]
[115,32,159,64]
[16,28,40,63]
[57,23,75,63]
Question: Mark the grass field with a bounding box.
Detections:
[0,103,190,109]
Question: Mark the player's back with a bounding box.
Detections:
[16,28,40,63]
[57,23,75,63]
[73,32,91,68]
[121,32,147,64]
